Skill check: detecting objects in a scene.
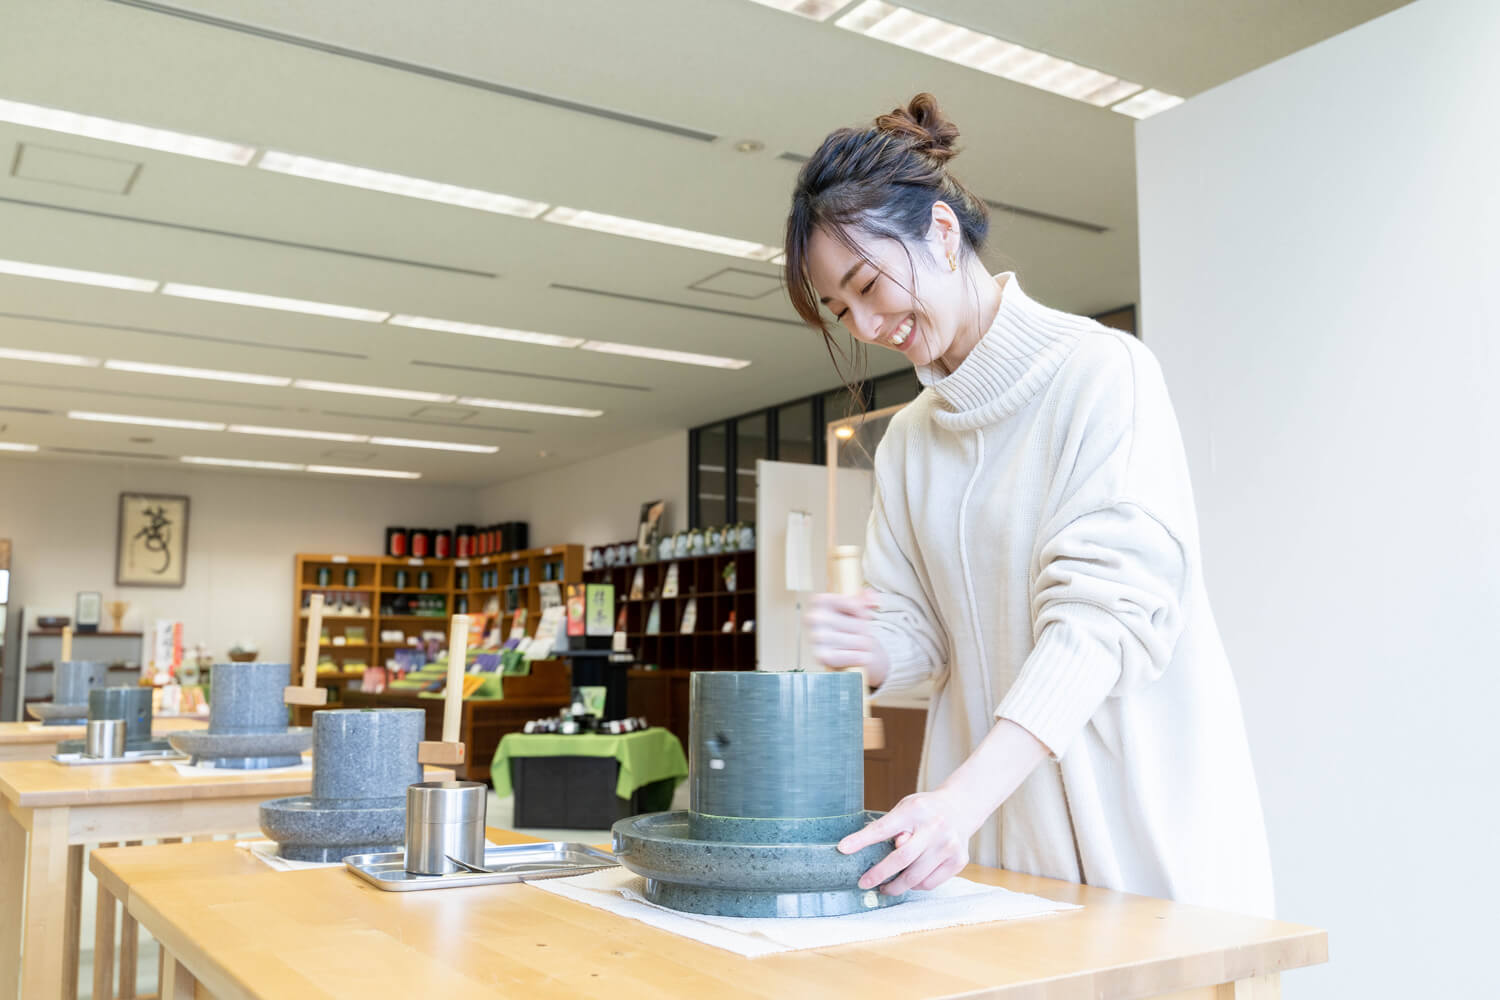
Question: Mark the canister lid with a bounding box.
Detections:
[406,780,487,824]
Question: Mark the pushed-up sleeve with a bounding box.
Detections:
[995,501,1187,758]
[863,476,949,696]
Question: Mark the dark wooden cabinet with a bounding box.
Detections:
[863,706,927,812]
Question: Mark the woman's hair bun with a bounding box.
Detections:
[874,93,960,164]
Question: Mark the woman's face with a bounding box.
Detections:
[805,222,957,368]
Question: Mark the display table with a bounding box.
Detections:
[91,831,1326,999]
[0,717,208,763]
[491,728,688,829]
[0,757,452,1000]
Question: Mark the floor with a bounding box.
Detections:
[73,784,689,997]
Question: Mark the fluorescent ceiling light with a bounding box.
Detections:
[161,283,390,323]
[182,456,305,471]
[0,98,256,165]
[543,206,781,262]
[388,314,585,349]
[0,442,39,452]
[104,360,292,387]
[307,464,421,480]
[291,379,455,404]
[744,0,849,20]
[1110,89,1186,120]
[0,256,159,293]
[579,340,751,370]
[369,436,498,454]
[227,424,370,443]
[834,2,1174,112]
[258,151,549,218]
[68,411,226,431]
[0,346,101,367]
[456,397,604,419]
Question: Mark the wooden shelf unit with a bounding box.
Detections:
[292,547,585,690]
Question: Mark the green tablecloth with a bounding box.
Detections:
[491,728,688,800]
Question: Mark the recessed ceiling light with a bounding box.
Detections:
[160,283,390,323]
[104,360,293,387]
[542,206,781,262]
[227,424,370,443]
[290,379,456,404]
[0,98,257,165]
[258,151,549,218]
[68,411,227,431]
[1110,89,1186,120]
[744,0,849,20]
[833,2,1176,113]
[0,442,39,452]
[388,315,585,349]
[182,456,306,471]
[369,436,499,454]
[455,397,604,418]
[734,139,766,153]
[306,464,421,480]
[578,340,751,370]
[0,346,102,367]
[0,256,159,293]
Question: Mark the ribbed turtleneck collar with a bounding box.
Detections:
[915,273,1089,430]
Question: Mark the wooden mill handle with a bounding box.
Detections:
[300,594,324,689]
[830,546,884,750]
[443,614,471,744]
[60,625,72,663]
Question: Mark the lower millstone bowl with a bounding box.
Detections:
[167,662,310,768]
[32,661,111,725]
[259,707,424,862]
[613,810,905,917]
[611,670,911,917]
[29,702,90,726]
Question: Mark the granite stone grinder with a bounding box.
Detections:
[259,707,424,862]
[57,685,174,755]
[612,670,910,917]
[29,660,109,725]
[167,662,312,768]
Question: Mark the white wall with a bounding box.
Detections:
[0,457,476,692]
[478,431,688,548]
[1136,1,1497,995]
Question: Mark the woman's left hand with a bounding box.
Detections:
[837,787,982,895]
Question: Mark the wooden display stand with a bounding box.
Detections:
[291,546,583,701]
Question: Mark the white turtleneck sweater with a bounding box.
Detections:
[866,273,1275,917]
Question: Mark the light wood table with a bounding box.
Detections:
[93,831,1326,1000]
[0,756,448,1000]
[0,718,208,763]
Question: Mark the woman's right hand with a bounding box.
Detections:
[806,589,890,687]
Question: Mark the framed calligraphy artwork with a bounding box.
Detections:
[116,493,189,588]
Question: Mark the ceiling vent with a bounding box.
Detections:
[689,267,783,300]
[409,405,480,422]
[12,144,141,194]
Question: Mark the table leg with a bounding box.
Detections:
[117,842,141,1000]
[1217,974,1280,999]
[0,800,28,1000]
[92,879,117,1000]
[159,947,198,1000]
[19,806,70,1000]
[63,844,83,1000]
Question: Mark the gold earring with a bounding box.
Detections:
[948,253,957,272]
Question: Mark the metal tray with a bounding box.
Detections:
[345,842,618,892]
[51,749,188,766]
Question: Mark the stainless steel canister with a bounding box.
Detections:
[404,780,487,875]
[84,718,127,759]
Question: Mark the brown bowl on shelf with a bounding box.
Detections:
[37,616,71,630]
[227,651,259,662]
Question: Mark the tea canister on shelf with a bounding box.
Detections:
[385,527,409,558]
[343,567,359,588]
[434,529,453,560]
[410,529,432,559]
[658,535,674,561]
[672,531,690,558]
[316,567,332,587]
[689,529,706,556]
[455,569,469,590]
[705,526,724,554]
[737,522,755,550]
[455,525,475,559]
[394,568,410,589]
[417,570,433,590]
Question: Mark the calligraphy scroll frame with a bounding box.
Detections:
[115,492,190,588]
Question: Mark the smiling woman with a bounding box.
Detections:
[786,93,1275,918]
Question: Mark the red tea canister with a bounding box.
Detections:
[410,529,432,559]
[435,529,453,559]
[455,525,475,559]
[385,527,408,558]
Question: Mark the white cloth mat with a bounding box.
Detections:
[529,867,1079,958]
[161,759,312,778]
[236,838,506,872]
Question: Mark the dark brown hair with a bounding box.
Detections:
[783,93,991,387]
